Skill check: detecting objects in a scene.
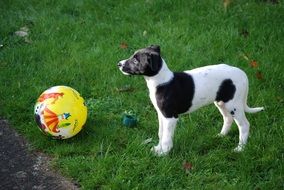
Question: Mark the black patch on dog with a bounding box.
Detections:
[215,79,236,103]
[144,51,162,76]
[156,72,195,118]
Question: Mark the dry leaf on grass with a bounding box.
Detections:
[120,42,128,49]
[250,60,259,68]
[183,161,193,174]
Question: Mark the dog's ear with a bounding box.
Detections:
[149,45,160,54]
[148,52,162,72]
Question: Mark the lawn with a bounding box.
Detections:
[1,0,283,189]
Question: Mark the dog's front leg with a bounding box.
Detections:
[152,113,164,153]
[152,116,178,156]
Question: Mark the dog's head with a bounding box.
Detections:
[117,45,162,76]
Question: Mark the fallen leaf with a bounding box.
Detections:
[183,161,193,174]
[256,71,264,80]
[250,60,259,68]
[120,42,128,49]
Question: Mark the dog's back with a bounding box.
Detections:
[185,64,248,112]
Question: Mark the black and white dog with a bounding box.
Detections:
[117,45,264,156]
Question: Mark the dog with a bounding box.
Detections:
[117,45,264,156]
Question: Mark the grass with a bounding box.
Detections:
[1,0,284,189]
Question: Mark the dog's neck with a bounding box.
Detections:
[144,59,174,88]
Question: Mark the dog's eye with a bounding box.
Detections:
[133,58,139,64]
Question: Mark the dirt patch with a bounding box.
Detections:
[0,119,80,190]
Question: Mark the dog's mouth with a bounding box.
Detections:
[120,68,131,76]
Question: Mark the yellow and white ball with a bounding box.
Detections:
[34,86,87,139]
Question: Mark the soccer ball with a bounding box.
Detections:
[34,86,87,139]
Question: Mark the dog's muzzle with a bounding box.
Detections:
[117,60,130,75]
[117,61,123,68]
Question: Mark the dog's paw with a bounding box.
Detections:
[233,144,245,152]
[151,144,163,155]
[151,144,169,156]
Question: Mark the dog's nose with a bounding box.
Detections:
[118,60,126,67]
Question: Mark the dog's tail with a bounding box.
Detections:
[245,105,264,113]
[244,76,264,114]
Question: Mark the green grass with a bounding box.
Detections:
[1,0,284,189]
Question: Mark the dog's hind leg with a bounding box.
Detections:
[233,109,250,152]
[214,101,234,136]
